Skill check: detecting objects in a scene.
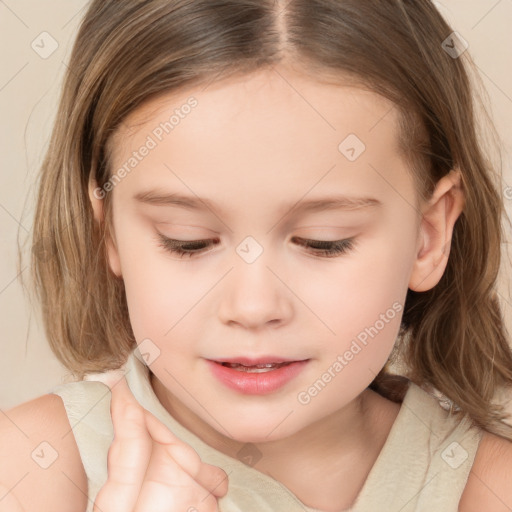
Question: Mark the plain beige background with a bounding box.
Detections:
[1,1,511,409]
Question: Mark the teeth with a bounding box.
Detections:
[222,362,289,372]
[241,367,276,373]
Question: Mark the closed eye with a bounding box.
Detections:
[155,233,356,259]
[293,237,355,257]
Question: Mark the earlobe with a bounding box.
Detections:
[409,169,465,292]
[105,234,123,278]
[88,177,123,278]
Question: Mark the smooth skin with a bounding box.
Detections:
[90,62,512,510]
[1,392,512,511]
[92,372,228,512]
[91,62,467,509]
[1,63,512,512]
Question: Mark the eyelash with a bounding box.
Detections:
[155,233,356,259]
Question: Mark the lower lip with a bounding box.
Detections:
[206,359,309,395]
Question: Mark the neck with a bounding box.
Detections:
[150,372,400,511]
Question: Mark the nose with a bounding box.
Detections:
[217,254,294,330]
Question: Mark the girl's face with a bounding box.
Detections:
[96,66,430,443]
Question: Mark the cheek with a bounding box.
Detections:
[116,207,416,364]
[308,232,412,337]
[112,221,194,341]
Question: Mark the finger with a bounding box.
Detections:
[93,376,152,512]
[136,445,221,512]
[195,462,229,498]
[144,410,229,497]
[0,484,25,512]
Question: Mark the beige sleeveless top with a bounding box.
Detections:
[50,350,483,512]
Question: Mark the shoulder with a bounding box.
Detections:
[0,393,88,512]
[458,430,512,512]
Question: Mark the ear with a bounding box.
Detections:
[88,177,123,277]
[409,168,465,292]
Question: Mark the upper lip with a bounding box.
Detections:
[209,356,309,365]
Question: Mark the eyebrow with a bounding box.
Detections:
[133,189,382,215]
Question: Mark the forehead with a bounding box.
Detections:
[107,67,409,212]
[112,67,399,145]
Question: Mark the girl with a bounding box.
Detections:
[2,0,512,511]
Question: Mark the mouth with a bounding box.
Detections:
[211,355,308,371]
[206,357,310,394]
[218,361,296,373]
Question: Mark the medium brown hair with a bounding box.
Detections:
[21,0,512,438]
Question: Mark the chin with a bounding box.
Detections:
[212,414,304,445]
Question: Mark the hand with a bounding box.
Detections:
[0,484,25,512]
[92,373,228,512]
